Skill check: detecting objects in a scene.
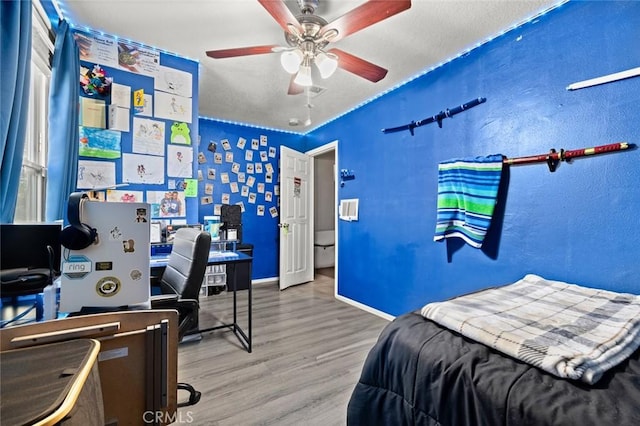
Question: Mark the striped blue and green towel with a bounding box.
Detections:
[433,154,503,248]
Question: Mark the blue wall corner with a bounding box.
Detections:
[307,1,640,316]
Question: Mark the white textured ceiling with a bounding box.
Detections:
[56,0,562,133]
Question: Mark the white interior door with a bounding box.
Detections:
[279,146,313,290]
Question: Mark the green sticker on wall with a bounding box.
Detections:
[184,179,197,197]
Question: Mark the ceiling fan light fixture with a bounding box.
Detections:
[294,64,313,87]
[315,52,338,79]
[280,49,303,74]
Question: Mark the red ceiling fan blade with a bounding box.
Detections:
[206,45,281,59]
[319,0,411,43]
[258,0,303,34]
[328,48,388,83]
[287,75,304,95]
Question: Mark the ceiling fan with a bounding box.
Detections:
[205,0,412,94]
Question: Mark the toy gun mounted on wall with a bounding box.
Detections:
[504,142,634,172]
[382,97,487,135]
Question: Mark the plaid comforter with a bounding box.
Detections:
[421,274,640,384]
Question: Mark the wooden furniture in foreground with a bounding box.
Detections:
[0,310,178,426]
[1,339,103,425]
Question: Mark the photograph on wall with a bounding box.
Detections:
[79,126,121,159]
[154,65,192,98]
[132,117,165,156]
[221,139,231,150]
[269,147,276,158]
[265,191,272,202]
[122,153,164,184]
[246,176,256,187]
[237,137,246,149]
[230,182,239,193]
[260,135,268,146]
[77,160,116,189]
[269,206,279,218]
[237,172,246,183]
[251,139,259,150]
[245,150,253,161]
[241,186,249,197]
[257,205,265,216]
[236,201,245,213]
[167,145,193,178]
[154,91,192,123]
[220,172,230,184]
[147,190,186,218]
[107,189,144,203]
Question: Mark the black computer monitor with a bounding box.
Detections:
[0,223,62,274]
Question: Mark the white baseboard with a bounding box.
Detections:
[334,294,395,322]
[251,277,278,286]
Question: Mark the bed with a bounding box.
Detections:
[347,275,640,426]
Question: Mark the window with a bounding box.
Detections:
[14,1,54,223]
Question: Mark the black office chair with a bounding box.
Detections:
[151,227,211,338]
[0,246,55,328]
[150,227,211,407]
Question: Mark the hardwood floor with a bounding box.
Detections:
[177,271,390,425]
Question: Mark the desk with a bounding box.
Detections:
[150,251,253,353]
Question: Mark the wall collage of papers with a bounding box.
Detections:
[196,134,280,220]
[74,30,197,220]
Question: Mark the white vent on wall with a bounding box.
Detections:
[339,198,359,221]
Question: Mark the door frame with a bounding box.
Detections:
[306,140,338,297]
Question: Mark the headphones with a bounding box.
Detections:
[60,192,98,250]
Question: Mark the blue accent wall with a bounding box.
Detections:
[197,119,304,279]
[306,1,640,316]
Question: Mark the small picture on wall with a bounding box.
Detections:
[237,172,246,183]
[255,163,263,174]
[237,137,246,149]
[260,135,267,146]
[257,205,265,216]
[245,150,253,161]
[265,191,272,202]
[269,206,279,218]
[221,139,231,150]
[230,182,239,193]
[241,186,249,197]
[251,139,259,150]
[220,172,230,184]
[246,176,256,187]
[214,153,222,164]
[269,147,276,158]
[207,168,216,179]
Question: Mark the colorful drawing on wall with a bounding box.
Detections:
[170,122,191,145]
[147,190,186,218]
[154,91,192,123]
[122,153,164,184]
[79,64,113,97]
[77,160,116,189]
[107,189,143,203]
[154,65,192,98]
[79,127,121,159]
[167,145,193,178]
[132,117,165,156]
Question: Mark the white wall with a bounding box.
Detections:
[314,151,335,232]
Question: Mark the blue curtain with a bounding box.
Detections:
[46,19,80,222]
[0,1,32,223]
